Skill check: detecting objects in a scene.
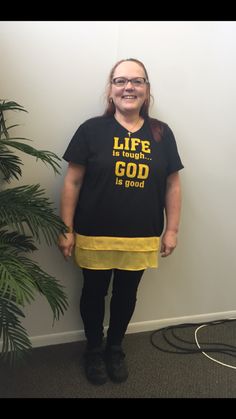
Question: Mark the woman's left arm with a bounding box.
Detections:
[161,171,182,257]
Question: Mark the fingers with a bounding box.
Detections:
[60,245,74,260]
[160,232,177,257]
[62,247,73,261]
[160,245,174,257]
[58,233,75,261]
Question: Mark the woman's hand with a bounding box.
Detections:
[58,232,75,261]
[160,230,178,257]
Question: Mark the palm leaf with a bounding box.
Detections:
[0,101,27,140]
[3,124,21,131]
[0,297,32,364]
[0,229,37,253]
[0,251,68,321]
[0,139,61,175]
[0,100,28,112]
[0,252,36,305]
[0,250,68,320]
[0,146,23,181]
[25,262,69,321]
[0,185,67,245]
[0,99,68,364]
[0,125,21,139]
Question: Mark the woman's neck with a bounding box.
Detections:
[114,112,144,136]
[114,111,141,125]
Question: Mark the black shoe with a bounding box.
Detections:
[84,348,108,385]
[105,345,129,383]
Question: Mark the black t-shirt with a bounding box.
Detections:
[63,115,184,238]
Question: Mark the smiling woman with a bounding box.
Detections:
[108,59,149,132]
[58,57,184,385]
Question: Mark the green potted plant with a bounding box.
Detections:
[0,100,68,364]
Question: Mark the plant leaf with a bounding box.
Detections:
[0,101,27,140]
[0,139,61,175]
[0,185,67,245]
[0,229,37,253]
[0,99,68,365]
[0,100,28,113]
[0,252,36,305]
[26,261,69,321]
[0,146,23,181]
[0,297,32,365]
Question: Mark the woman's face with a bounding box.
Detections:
[110,61,149,116]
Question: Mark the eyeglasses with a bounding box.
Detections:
[112,77,148,87]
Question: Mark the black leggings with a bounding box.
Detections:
[80,268,145,349]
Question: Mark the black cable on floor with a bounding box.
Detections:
[150,318,236,357]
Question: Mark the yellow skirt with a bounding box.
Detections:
[74,234,160,271]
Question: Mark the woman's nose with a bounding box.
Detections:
[125,81,134,89]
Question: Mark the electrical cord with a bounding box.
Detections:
[150,318,236,369]
[195,323,236,369]
[171,326,236,356]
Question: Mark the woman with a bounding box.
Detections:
[58,58,184,385]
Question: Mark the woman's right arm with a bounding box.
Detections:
[58,162,86,260]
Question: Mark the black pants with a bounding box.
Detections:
[80,268,145,349]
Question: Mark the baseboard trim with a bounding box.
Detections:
[28,310,236,349]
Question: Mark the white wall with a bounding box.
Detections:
[1,21,236,346]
